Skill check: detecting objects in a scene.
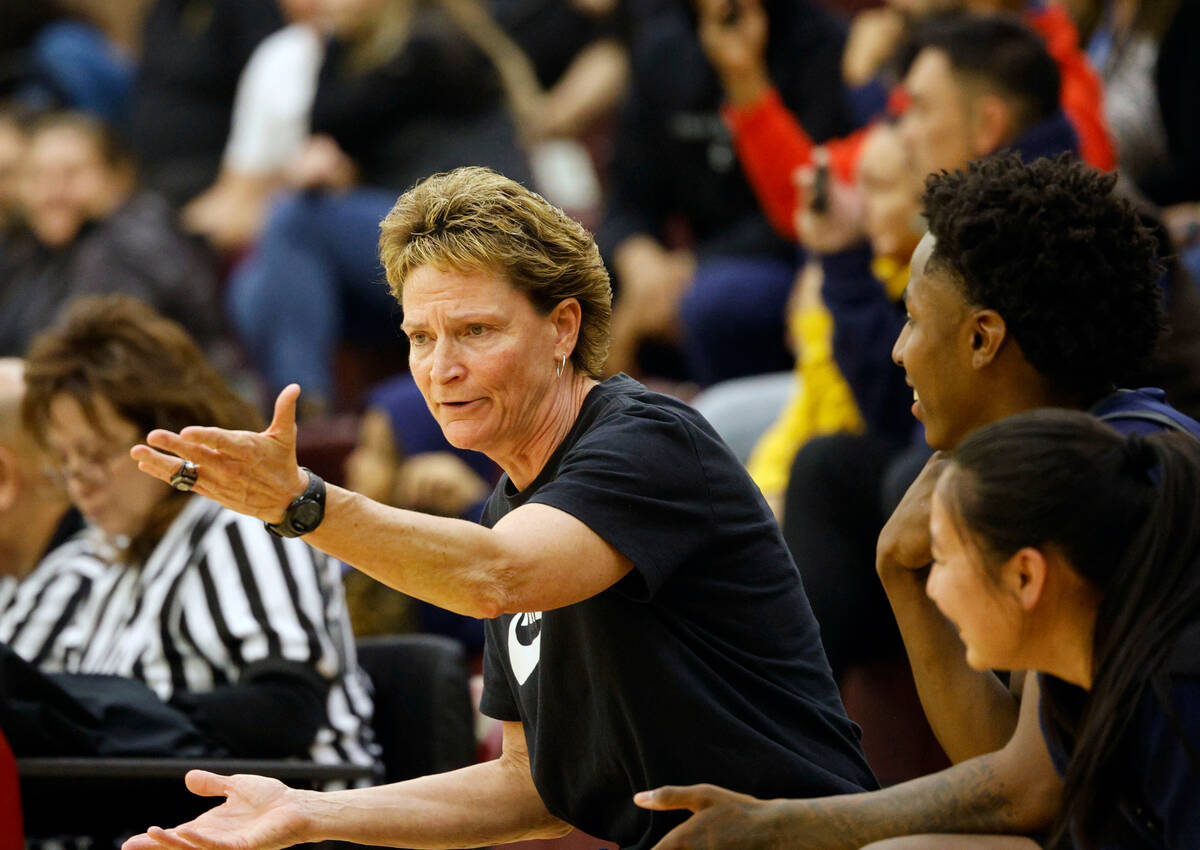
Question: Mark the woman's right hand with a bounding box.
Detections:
[130,385,309,525]
[122,771,315,850]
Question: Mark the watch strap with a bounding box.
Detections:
[264,467,326,538]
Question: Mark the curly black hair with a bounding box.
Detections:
[923,153,1164,401]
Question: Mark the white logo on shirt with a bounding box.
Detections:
[507,611,543,686]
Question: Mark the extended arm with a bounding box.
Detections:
[131,386,632,619]
[125,721,571,850]
[638,681,1061,849]
[306,721,570,848]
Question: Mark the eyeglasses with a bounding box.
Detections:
[46,438,141,488]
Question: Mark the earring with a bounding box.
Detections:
[556,354,567,378]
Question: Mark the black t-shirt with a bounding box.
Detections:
[480,375,877,849]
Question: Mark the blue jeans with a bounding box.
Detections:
[679,255,796,386]
[22,22,132,123]
[226,189,404,400]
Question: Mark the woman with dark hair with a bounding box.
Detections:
[17,295,376,769]
[917,408,1200,848]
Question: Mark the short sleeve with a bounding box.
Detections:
[479,622,520,722]
[224,27,322,174]
[527,406,714,599]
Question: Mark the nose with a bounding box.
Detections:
[429,338,465,384]
[892,323,908,367]
[924,562,944,605]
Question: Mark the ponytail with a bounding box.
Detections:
[944,409,1200,848]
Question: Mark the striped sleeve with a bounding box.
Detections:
[0,538,110,672]
[180,512,339,680]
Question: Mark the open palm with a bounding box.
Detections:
[123,771,313,850]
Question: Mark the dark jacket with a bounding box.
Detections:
[0,192,221,355]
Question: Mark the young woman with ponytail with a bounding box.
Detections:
[926,408,1200,849]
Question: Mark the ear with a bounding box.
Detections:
[0,446,20,513]
[970,95,1013,157]
[550,297,582,359]
[1002,546,1048,612]
[968,308,1007,369]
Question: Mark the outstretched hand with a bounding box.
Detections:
[635,784,786,849]
[122,771,313,850]
[130,385,309,524]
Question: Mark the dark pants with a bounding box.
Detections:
[783,433,931,678]
[226,189,404,401]
[678,256,796,386]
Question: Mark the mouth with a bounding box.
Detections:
[906,378,922,417]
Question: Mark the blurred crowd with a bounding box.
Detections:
[2,0,1200,818]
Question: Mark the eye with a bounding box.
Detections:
[409,331,428,346]
[467,324,486,336]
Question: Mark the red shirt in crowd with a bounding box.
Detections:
[723,2,1115,240]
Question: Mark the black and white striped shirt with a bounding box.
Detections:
[0,532,109,671]
[68,498,378,770]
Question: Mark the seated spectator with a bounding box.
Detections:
[697,0,1114,242]
[225,0,532,414]
[0,111,222,357]
[892,408,1200,848]
[128,0,284,208]
[691,121,921,512]
[600,0,853,387]
[738,122,922,521]
[0,358,98,669]
[634,154,1200,849]
[782,12,1200,682]
[13,295,376,769]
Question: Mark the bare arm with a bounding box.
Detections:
[637,685,1061,849]
[876,454,1020,761]
[126,722,571,850]
[132,386,633,619]
[535,38,629,140]
[308,721,570,847]
[304,487,631,617]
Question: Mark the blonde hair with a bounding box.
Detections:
[379,166,612,377]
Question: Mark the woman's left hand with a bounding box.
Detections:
[130,385,309,524]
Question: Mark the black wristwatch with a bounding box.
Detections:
[265,467,326,538]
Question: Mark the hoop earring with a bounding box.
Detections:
[556,354,567,378]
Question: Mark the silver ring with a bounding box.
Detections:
[169,459,199,492]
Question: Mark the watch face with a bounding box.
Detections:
[293,501,322,531]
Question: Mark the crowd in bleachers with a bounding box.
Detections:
[1,0,1199,847]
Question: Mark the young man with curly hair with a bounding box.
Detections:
[633,154,1200,849]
